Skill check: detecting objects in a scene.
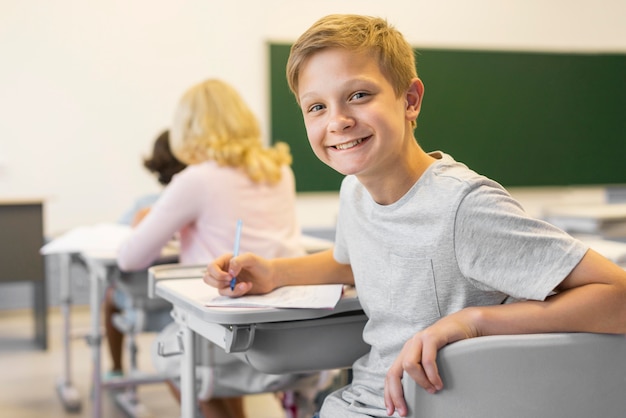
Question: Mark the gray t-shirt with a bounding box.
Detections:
[321,152,588,417]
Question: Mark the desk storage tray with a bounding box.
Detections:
[234,310,370,374]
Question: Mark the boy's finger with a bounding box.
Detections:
[420,344,443,392]
[203,266,231,287]
[384,362,408,416]
[227,254,243,277]
[221,280,253,297]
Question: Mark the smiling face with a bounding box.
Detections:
[297,47,422,184]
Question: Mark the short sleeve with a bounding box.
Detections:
[454,184,588,301]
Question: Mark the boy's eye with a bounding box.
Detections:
[308,104,324,113]
[350,92,368,101]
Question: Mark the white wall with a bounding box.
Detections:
[1,0,625,236]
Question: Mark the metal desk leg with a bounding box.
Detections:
[87,261,105,418]
[177,310,197,418]
[55,252,82,412]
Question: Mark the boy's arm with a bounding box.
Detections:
[477,248,626,335]
[203,248,354,296]
[384,248,626,417]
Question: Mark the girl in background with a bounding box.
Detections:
[105,130,186,380]
[117,79,320,418]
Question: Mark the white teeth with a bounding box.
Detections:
[335,138,363,150]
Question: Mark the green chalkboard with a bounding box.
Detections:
[269,43,626,191]
[269,43,345,192]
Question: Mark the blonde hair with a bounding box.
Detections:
[287,14,417,100]
[169,79,292,184]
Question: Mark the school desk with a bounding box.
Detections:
[41,224,178,416]
[0,200,46,349]
[79,247,179,418]
[43,223,336,417]
[148,264,369,418]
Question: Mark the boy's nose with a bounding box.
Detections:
[328,111,355,133]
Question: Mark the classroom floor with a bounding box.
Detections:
[0,305,286,418]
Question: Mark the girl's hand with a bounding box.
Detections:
[131,207,151,227]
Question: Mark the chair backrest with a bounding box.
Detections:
[403,332,626,418]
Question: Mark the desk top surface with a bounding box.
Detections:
[151,265,363,324]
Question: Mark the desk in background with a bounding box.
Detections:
[80,247,178,418]
[41,223,178,416]
[0,200,47,349]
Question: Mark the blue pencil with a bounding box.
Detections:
[230,219,243,291]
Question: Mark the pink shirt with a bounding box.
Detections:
[117,161,305,271]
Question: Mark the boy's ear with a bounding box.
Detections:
[405,78,424,121]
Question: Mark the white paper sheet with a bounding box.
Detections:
[204,284,344,309]
[163,278,344,310]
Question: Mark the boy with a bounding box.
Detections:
[204,14,626,417]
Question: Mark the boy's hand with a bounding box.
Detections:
[203,252,277,297]
[384,308,480,417]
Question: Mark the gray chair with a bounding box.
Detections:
[404,332,626,418]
